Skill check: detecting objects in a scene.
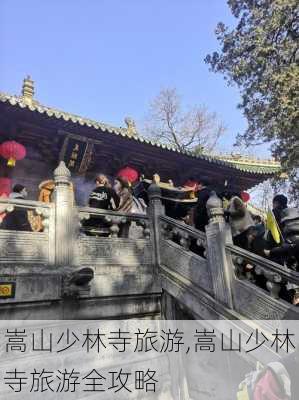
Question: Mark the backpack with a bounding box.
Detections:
[237,361,291,400]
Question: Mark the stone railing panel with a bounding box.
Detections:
[0,199,53,265]
[160,239,213,295]
[0,265,61,303]
[232,278,299,319]
[226,244,299,318]
[78,207,150,240]
[159,215,207,253]
[77,207,157,297]
[158,215,213,295]
[79,236,152,266]
[0,231,49,264]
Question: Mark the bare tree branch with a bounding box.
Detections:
[142,88,225,153]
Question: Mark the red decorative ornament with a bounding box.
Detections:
[117,166,139,183]
[241,191,250,203]
[183,179,199,191]
[0,178,12,197]
[0,193,8,222]
[0,140,26,167]
[0,178,11,223]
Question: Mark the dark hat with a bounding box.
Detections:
[273,194,288,208]
[12,184,26,193]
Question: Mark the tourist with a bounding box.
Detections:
[1,184,32,231]
[264,206,299,305]
[272,194,288,229]
[264,242,299,271]
[38,179,55,203]
[38,179,75,204]
[194,177,212,232]
[113,176,133,237]
[246,225,268,257]
[241,226,268,288]
[113,177,133,212]
[88,174,118,210]
[227,195,254,249]
[267,194,288,247]
[82,174,118,236]
[252,214,266,237]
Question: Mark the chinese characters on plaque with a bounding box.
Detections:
[60,133,97,174]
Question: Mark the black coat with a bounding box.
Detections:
[194,187,211,232]
[269,240,299,270]
[1,207,32,231]
[88,186,119,210]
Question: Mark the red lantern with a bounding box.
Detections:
[117,166,139,183]
[241,191,250,203]
[0,140,26,167]
[0,178,12,197]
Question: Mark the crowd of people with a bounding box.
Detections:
[0,173,298,304]
[0,174,147,236]
[185,177,299,305]
[83,174,140,237]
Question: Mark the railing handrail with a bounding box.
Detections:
[226,243,299,284]
[0,198,52,209]
[159,214,206,241]
[77,206,149,221]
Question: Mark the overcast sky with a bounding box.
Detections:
[0,0,271,156]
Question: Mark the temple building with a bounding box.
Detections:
[0,76,281,204]
[0,78,298,389]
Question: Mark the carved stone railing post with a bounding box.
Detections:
[205,192,234,309]
[147,184,164,271]
[53,161,78,267]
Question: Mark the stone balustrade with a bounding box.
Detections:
[0,197,52,232]
[0,162,298,321]
[160,215,206,252]
[78,207,150,239]
[227,243,299,300]
[0,164,151,268]
[0,162,159,320]
[155,190,299,319]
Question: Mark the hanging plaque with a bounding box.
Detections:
[59,132,99,174]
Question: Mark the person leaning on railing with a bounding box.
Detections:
[0,184,32,232]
